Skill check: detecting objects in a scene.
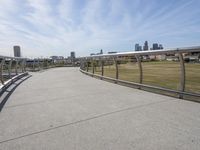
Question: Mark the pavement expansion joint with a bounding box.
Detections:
[0,99,168,144]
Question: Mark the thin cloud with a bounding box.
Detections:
[0,0,199,57]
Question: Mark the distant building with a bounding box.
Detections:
[91,49,104,56]
[151,43,164,50]
[135,44,141,51]
[70,51,75,59]
[13,46,21,57]
[50,56,64,60]
[108,51,117,54]
[50,56,59,60]
[159,44,163,49]
[135,44,140,51]
[90,53,96,56]
[134,41,163,51]
[139,46,142,51]
[143,41,149,51]
[58,56,64,59]
[96,49,103,55]
[100,49,103,54]
[152,43,159,50]
[50,56,64,63]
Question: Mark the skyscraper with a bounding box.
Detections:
[13,46,21,57]
[152,43,159,50]
[135,44,142,51]
[70,51,75,59]
[135,44,139,51]
[143,41,148,51]
[159,44,163,49]
[100,49,103,54]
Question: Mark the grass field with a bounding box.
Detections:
[88,60,200,94]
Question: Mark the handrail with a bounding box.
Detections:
[80,46,200,101]
[81,46,200,59]
[0,55,27,60]
[0,54,76,95]
[0,55,28,95]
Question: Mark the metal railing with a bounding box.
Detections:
[0,55,28,95]
[0,55,73,95]
[26,58,55,71]
[80,46,200,101]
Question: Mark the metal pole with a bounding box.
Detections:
[178,52,185,99]
[0,58,5,84]
[8,59,13,79]
[43,59,45,69]
[114,58,118,82]
[33,59,35,71]
[101,59,104,77]
[83,60,86,70]
[46,59,49,69]
[15,60,18,75]
[136,55,143,85]
[20,60,23,73]
[80,59,83,70]
[92,59,95,74]
[83,60,85,70]
[22,59,25,73]
[38,59,40,70]
[21,60,23,73]
[86,60,89,72]
[24,59,27,72]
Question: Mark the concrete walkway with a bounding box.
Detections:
[0,67,200,150]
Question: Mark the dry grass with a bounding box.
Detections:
[92,61,200,94]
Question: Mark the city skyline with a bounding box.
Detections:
[0,0,200,57]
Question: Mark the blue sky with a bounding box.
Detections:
[0,0,200,57]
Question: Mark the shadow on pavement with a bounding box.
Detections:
[0,75,32,112]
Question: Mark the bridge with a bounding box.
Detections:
[0,47,200,149]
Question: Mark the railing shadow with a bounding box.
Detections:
[0,75,31,112]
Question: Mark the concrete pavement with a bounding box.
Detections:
[0,67,200,150]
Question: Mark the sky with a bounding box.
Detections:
[0,0,200,58]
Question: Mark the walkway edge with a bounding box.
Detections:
[79,69,200,102]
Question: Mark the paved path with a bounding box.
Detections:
[0,67,200,150]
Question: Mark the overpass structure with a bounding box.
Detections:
[0,47,200,149]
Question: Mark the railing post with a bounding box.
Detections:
[24,59,27,72]
[46,59,49,69]
[101,59,104,77]
[33,59,35,71]
[83,59,85,70]
[114,58,118,82]
[21,60,23,73]
[83,60,86,70]
[136,55,143,88]
[15,60,18,75]
[38,59,41,70]
[178,52,185,99]
[42,59,45,69]
[80,59,83,70]
[92,59,95,74]
[22,59,26,73]
[0,58,5,84]
[86,60,89,72]
[20,60,23,73]
[8,59,13,79]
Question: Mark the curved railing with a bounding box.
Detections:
[0,56,64,95]
[0,55,28,95]
[80,46,200,102]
